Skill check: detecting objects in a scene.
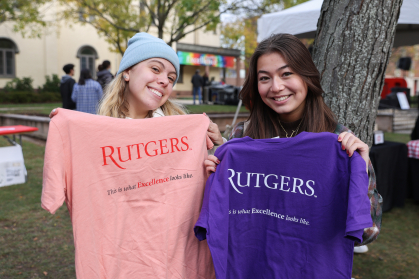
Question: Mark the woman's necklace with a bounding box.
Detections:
[278,118,304,138]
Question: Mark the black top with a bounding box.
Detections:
[191,74,203,88]
[411,115,419,140]
[97,69,114,89]
[60,76,76,110]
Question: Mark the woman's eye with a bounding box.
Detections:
[283,72,293,77]
[168,77,175,83]
[259,76,269,81]
[152,67,160,72]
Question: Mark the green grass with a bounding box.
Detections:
[352,200,419,278]
[0,103,61,116]
[1,135,418,278]
[185,104,249,114]
[0,137,75,278]
[0,102,249,116]
[384,132,411,144]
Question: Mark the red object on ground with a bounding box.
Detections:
[407,140,419,159]
[381,78,408,99]
[0,125,38,136]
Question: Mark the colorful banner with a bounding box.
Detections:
[177,51,236,69]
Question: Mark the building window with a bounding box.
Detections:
[76,45,98,78]
[0,39,18,78]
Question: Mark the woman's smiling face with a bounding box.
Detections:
[257,52,308,122]
[124,58,177,117]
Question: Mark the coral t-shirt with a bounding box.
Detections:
[42,109,215,279]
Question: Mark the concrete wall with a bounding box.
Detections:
[0,114,50,140]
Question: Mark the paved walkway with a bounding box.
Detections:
[172,99,194,105]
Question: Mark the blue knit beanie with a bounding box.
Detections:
[117,33,180,84]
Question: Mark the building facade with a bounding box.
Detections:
[0,8,242,96]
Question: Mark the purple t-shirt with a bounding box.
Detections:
[195,132,372,279]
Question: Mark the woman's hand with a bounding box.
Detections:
[205,155,220,175]
[338,132,369,172]
[204,113,224,146]
[49,108,59,119]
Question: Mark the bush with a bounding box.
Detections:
[0,91,61,104]
[38,91,61,103]
[40,74,60,93]
[4,77,34,92]
[0,75,62,103]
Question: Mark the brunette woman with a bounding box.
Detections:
[205,33,381,246]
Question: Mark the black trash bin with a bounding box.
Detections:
[209,84,240,105]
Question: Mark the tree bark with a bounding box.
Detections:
[312,0,403,146]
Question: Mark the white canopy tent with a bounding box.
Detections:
[257,0,419,47]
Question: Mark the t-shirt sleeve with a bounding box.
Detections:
[194,173,216,241]
[41,121,67,214]
[71,85,77,102]
[97,82,103,98]
[345,154,373,242]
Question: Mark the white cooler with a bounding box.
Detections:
[0,144,27,188]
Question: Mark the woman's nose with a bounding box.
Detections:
[271,76,285,92]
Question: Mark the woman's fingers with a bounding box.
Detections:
[207,155,220,165]
[344,136,357,155]
[347,142,363,157]
[207,122,224,146]
[205,155,220,174]
[338,132,350,150]
[49,108,59,119]
[204,113,224,146]
[337,132,369,172]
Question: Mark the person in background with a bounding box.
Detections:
[202,72,209,87]
[97,60,114,89]
[191,69,203,105]
[202,72,209,103]
[60,64,76,110]
[71,69,103,114]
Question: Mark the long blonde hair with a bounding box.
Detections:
[97,73,187,118]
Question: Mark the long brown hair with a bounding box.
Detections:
[241,33,337,139]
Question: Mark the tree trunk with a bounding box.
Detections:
[312,0,403,146]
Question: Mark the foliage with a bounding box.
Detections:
[0,91,61,103]
[40,74,60,93]
[4,77,34,92]
[0,0,48,37]
[226,0,309,17]
[221,0,309,68]
[1,75,61,103]
[58,0,239,54]
[221,17,258,68]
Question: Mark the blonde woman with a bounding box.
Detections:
[50,32,223,145]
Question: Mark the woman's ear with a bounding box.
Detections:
[123,71,129,81]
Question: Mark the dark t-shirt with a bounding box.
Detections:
[191,74,204,88]
[60,76,76,110]
[195,132,372,279]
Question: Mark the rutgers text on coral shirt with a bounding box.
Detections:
[42,109,215,279]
